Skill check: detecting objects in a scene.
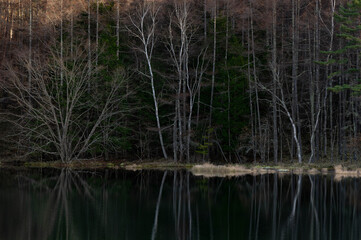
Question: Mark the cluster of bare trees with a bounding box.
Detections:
[262,0,360,162]
[247,0,360,163]
[127,0,208,161]
[0,0,360,163]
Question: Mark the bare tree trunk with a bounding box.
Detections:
[209,0,217,127]
[70,0,74,58]
[225,0,231,161]
[247,16,256,162]
[250,0,262,161]
[271,0,278,163]
[2,0,10,59]
[204,0,207,41]
[182,59,187,161]
[127,3,168,159]
[173,112,178,162]
[148,56,168,160]
[116,0,120,59]
[96,0,99,70]
[291,0,301,161]
[88,0,91,80]
[309,0,323,163]
[309,19,316,163]
[29,0,32,90]
[60,0,64,86]
[168,1,205,162]
[315,0,321,162]
[258,76,302,163]
[327,0,336,161]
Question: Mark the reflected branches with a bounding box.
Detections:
[2,171,361,239]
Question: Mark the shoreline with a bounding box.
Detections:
[1,159,361,179]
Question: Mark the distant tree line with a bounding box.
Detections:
[0,0,360,163]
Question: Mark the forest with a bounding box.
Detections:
[0,0,360,164]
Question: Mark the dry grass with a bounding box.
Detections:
[190,163,361,178]
[307,168,321,175]
[124,164,139,171]
[190,163,277,178]
[333,165,361,181]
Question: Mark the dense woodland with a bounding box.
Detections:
[0,0,360,163]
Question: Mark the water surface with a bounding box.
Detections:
[0,168,360,240]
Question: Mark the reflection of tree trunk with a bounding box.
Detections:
[196,205,200,240]
[187,172,192,239]
[227,186,230,240]
[290,175,302,220]
[282,174,302,240]
[322,178,327,238]
[102,170,109,227]
[34,168,95,240]
[177,173,183,236]
[208,197,214,240]
[255,177,262,240]
[272,174,278,240]
[151,171,168,240]
[329,177,334,238]
[173,171,194,240]
[173,172,178,234]
[248,176,256,240]
[309,175,320,240]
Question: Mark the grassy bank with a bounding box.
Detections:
[1,159,361,179]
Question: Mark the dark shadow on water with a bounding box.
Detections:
[0,169,361,239]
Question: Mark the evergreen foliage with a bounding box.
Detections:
[327,0,361,92]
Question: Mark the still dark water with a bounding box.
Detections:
[0,168,360,240]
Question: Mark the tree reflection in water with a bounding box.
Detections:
[0,170,361,239]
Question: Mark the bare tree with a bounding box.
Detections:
[167,0,207,162]
[126,1,168,159]
[291,0,301,161]
[271,0,278,163]
[249,0,262,161]
[259,67,302,163]
[209,0,217,127]
[29,0,33,90]
[116,0,120,59]
[2,41,130,163]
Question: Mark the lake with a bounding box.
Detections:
[0,168,360,240]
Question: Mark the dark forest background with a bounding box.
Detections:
[0,0,360,163]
